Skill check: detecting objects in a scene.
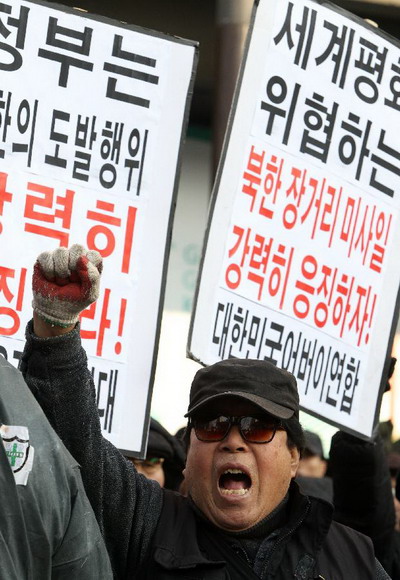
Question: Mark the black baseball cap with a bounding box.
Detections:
[303,430,324,458]
[185,358,299,420]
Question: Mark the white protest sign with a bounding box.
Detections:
[188,0,400,439]
[0,0,197,455]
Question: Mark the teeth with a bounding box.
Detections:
[224,469,245,475]
[221,488,248,496]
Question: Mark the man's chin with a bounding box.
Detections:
[208,504,257,532]
[215,517,254,532]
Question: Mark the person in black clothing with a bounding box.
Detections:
[21,244,391,579]
[125,417,186,490]
[295,430,333,504]
[330,430,397,576]
[297,430,327,479]
[327,357,399,578]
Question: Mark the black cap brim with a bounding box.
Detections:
[185,391,295,419]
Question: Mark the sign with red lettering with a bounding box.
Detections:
[188,0,400,439]
[0,0,198,455]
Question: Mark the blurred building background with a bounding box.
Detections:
[50,0,400,446]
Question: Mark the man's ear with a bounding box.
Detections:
[290,446,300,477]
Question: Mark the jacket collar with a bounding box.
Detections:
[153,482,333,573]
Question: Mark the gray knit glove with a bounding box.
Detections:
[32,244,103,327]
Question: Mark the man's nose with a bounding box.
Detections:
[219,425,248,452]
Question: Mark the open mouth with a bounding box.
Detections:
[218,468,252,496]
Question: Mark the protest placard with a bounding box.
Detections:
[0,0,198,455]
[188,0,400,439]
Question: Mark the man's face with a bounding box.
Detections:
[127,457,165,487]
[297,454,327,478]
[183,399,299,531]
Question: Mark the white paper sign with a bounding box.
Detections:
[189,0,400,439]
[0,0,197,455]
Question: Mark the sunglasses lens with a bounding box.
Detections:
[240,417,279,443]
[193,416,230,441]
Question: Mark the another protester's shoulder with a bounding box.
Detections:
[1,354,87,498]
[0,355,113,578]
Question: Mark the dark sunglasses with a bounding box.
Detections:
[190,415,284,444]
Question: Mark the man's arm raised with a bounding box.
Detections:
[21,244,163,578]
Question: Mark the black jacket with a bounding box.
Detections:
[136,483,376,579]
[329,431,397,577]
[21,322,388,579]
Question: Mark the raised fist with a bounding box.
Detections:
[32,244,103,327]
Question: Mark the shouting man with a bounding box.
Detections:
[21,245,390,579]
